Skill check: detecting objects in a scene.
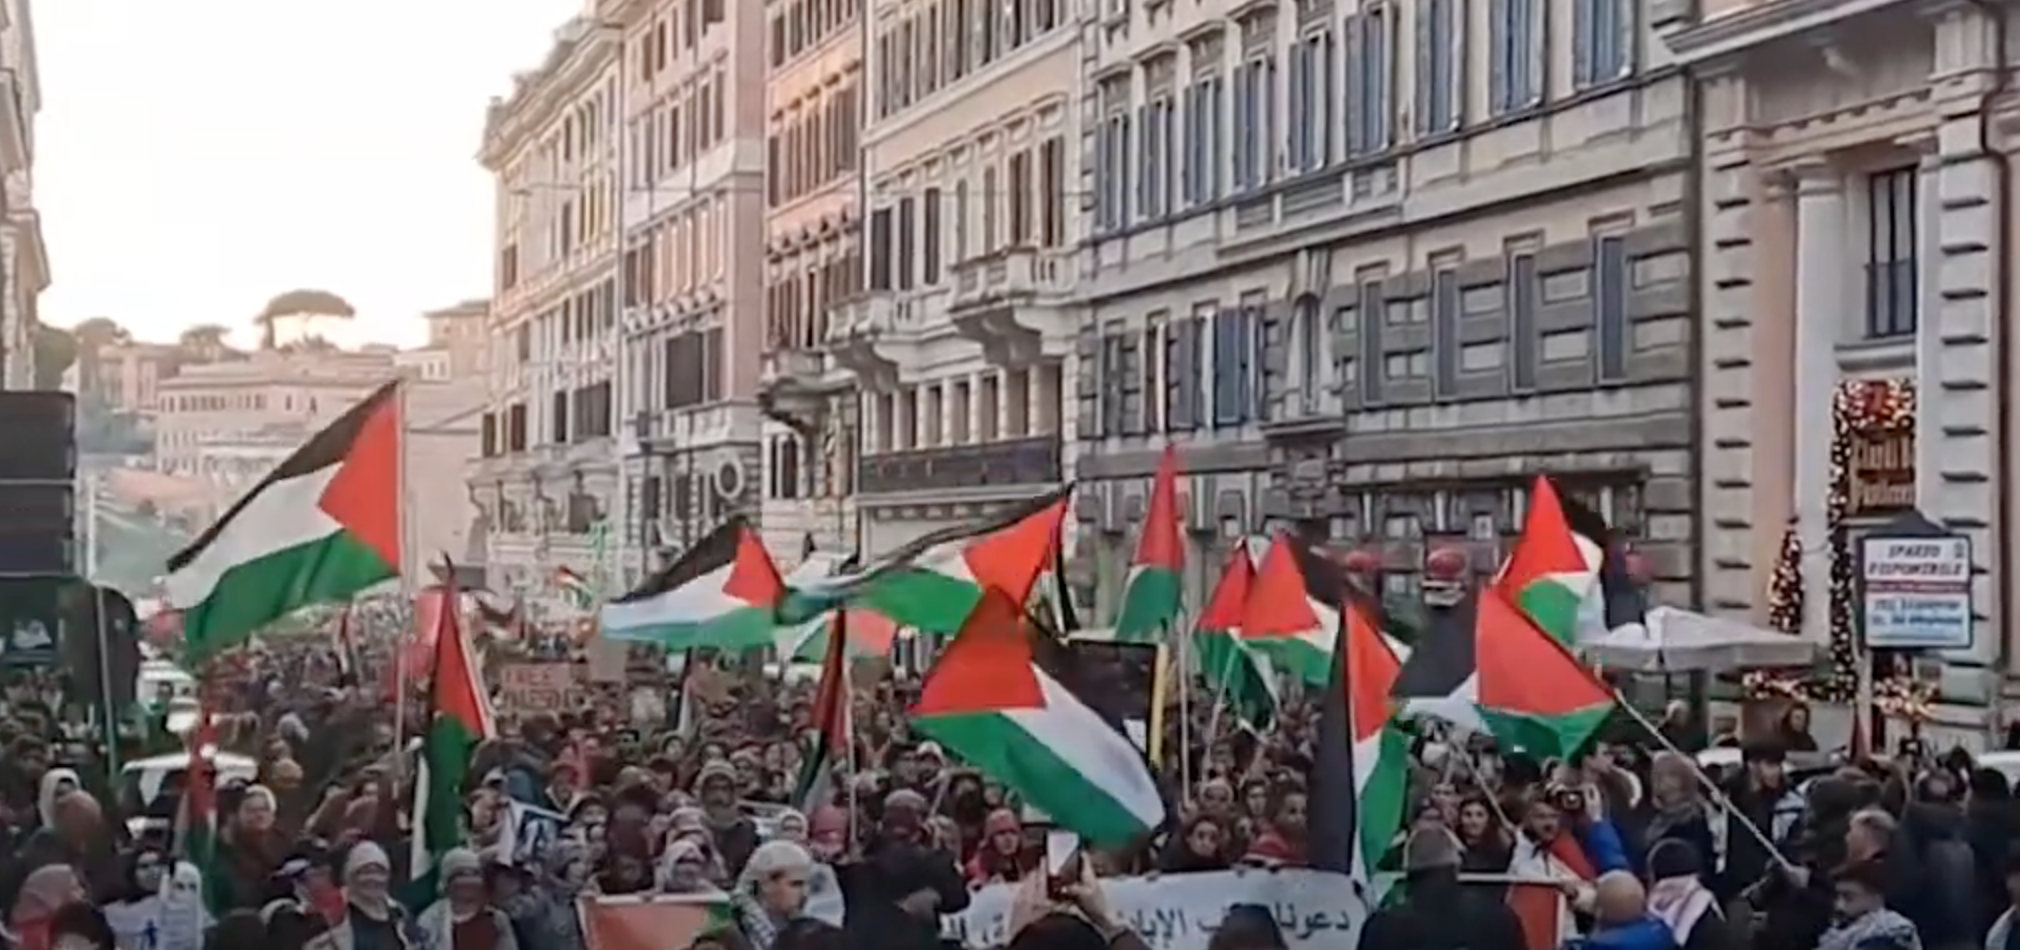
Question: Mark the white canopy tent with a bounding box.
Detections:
[1580,606,1817,673]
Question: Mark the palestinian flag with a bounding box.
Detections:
[1238,534,1347,686]
[1308,592,1409,881]
[165,381,403,658]
[779,607,900,661]
[173,694,222,913]
[1114,446,1183,643]
[911,587,1166,847]
[1392,586,1614,760]
[600,516,785,651]
[555,566,596,610]
[1497,476,1647,648]
[785,486,1071,635]
[407,566,496,909]
[791,608,851,813]
[1192,545,1279,731]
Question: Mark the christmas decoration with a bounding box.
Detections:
[1818,378,1916,702]
[1766,527,1803,635]
[1339,548,1382,577]
[1873,676,1937,722]
[1423,546,1469,581]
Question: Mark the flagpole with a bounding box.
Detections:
[1176,618,1192,801]
[392,378,414,781]
[92,585,120,777]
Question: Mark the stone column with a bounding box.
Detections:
[1792,163,1844,644]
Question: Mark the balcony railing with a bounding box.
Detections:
[949,247,1075,312]
[859,436,1062,495]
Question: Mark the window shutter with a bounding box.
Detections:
[1414,4,1433,136]
[1076,322,1101,437]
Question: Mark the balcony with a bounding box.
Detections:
[948,247,1077,366]
[758,348,846,428]
[825,294,911,390]
[858,436,1063,496]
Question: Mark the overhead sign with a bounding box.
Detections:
[1860,534,1972,649]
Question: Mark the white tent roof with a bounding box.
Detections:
[1581,606,1817,672]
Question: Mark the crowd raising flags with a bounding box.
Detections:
[157,373,1654,896]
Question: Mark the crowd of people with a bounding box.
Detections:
[3,616,2020,950]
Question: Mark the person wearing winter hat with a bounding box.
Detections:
[1645,840,1738,950]
[417,848,519,950]
[964,809,1032,886]
[261,853,338,950]
[305,842,415,950]
[1357,829,1526,950]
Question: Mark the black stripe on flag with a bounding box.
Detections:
[168,379,401,573]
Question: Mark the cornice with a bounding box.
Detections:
[478,26,620,170]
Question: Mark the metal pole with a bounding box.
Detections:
[92,585,119,776]
[611,52,633,593]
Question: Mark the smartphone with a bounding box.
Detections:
[1044,830,1081,901]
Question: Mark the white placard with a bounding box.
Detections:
[1861,534,1973,649]
[942,869,1368,950]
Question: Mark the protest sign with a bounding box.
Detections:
[499,662,579,713]
[943,869,1367,950]
[579,894,734,950]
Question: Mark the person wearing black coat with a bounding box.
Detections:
[1359,829,1525,950]
[836,791,967,950]
[1646,841,1739,950]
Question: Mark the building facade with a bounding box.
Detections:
[839,0,1079,559]
[1667,0,2016,743]
[65,341,181,419]
[612,0,769,578]
[472,16,624,595]
[1072,0,1697,619]
[0,0,45,390]
[754,0,865,568]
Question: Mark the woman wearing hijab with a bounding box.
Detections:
[99,850,168,950]
[964,810,1033,886]
[152,864,211,950]
[415,849,517,950]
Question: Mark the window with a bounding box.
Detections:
[1009,150,1033,244]
[1096,94,1131,230]
[895,197,917,290]
[1181,72,1223,207]
[769,436,802,500]
[1596,236,1629,381]
[1233,57,1273,189]
[1346,7,1392,155]
[1359,280,1386,404]
[953,178,971,261]
[1431,268,1460,396]
[1039,137,1066,246]
[1212,307,1253,426]
[1509,253,1539,390]
[868,207,893,289]
[1866,166,1918,339]
[1289,34,1332,172]
[923,187,943,284]
[1573,0,1633,87]
[1489,0,1542,113]
[1415,0,1460,134]
[1294,296,1323,412]
[1141,95,1174,218]
[982,165,1002,251]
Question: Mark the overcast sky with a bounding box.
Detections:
[33,0,582,347]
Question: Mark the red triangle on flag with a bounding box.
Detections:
[1197,547,1254,630]
[723,527,786,607]
[316,385,404,572]
[1498,475,1587,593]
[1241,535,1319,639]
[963,496,1070,608]
[1133,447,1184,572]
[1474,586,1611,716]
[1343,603,1401,742]
[430,569,494,738]
[911,588,1044,717]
